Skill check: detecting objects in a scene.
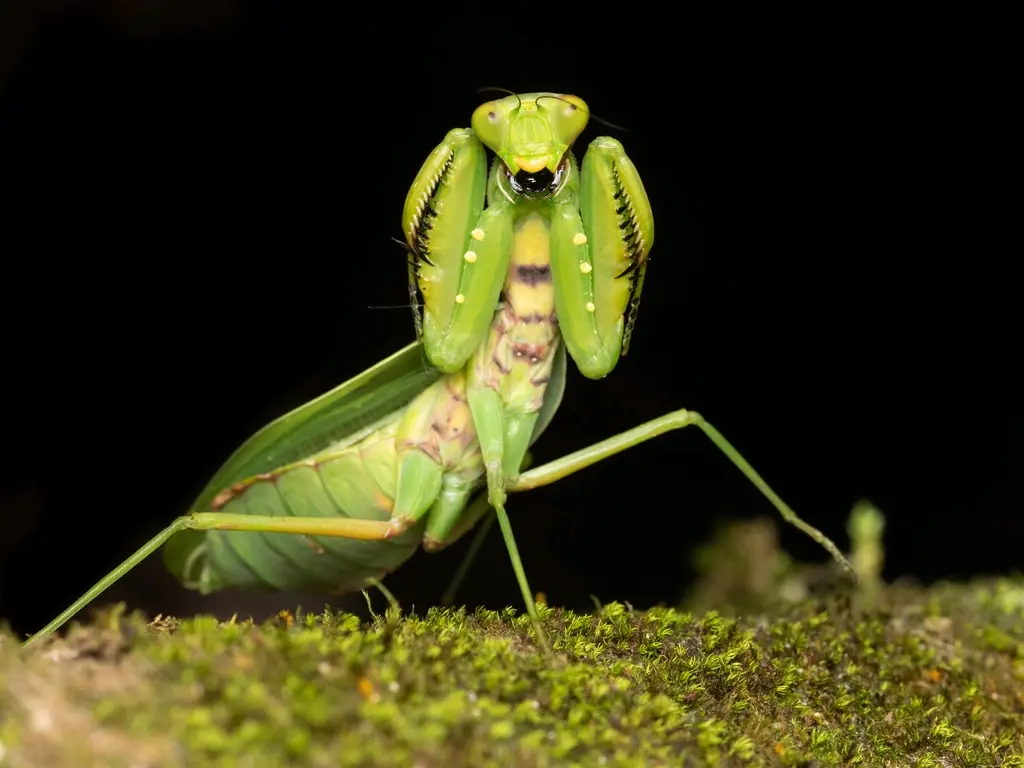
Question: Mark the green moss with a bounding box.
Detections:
[3,514,1023,767]
[1,577,1021,767]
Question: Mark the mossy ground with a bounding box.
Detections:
[2,523,1022,767]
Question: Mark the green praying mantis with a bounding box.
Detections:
[25,92,854,653]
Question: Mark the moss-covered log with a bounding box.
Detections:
[2,574,1023,767]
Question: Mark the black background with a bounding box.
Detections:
[0,3,1016,640]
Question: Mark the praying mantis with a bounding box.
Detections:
[24,92,853,653]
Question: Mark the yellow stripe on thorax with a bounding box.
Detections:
[505,212,554,319]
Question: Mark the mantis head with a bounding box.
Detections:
[471,92,590,198]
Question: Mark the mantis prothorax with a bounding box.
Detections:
[25,92,854,653]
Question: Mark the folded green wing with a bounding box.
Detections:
[163,341,442,578]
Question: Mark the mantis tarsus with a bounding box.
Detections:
[25,92,854,653]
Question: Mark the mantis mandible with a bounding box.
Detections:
[25,92,854,653]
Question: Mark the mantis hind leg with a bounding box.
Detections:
[506,408,856,579]
[23,513,407,647]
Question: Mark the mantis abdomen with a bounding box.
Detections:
[179,370,485,595]
[190,417,425,594]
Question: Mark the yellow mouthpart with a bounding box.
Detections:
[515,156,548,174]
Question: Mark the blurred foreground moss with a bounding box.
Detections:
[2,526,1023,766]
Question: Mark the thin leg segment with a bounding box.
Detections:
[24,513,402,646]
[493,500,550,653]
[506,408,856,578]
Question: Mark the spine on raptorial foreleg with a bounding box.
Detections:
[549,137,654,380]
[403,129,513,372]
